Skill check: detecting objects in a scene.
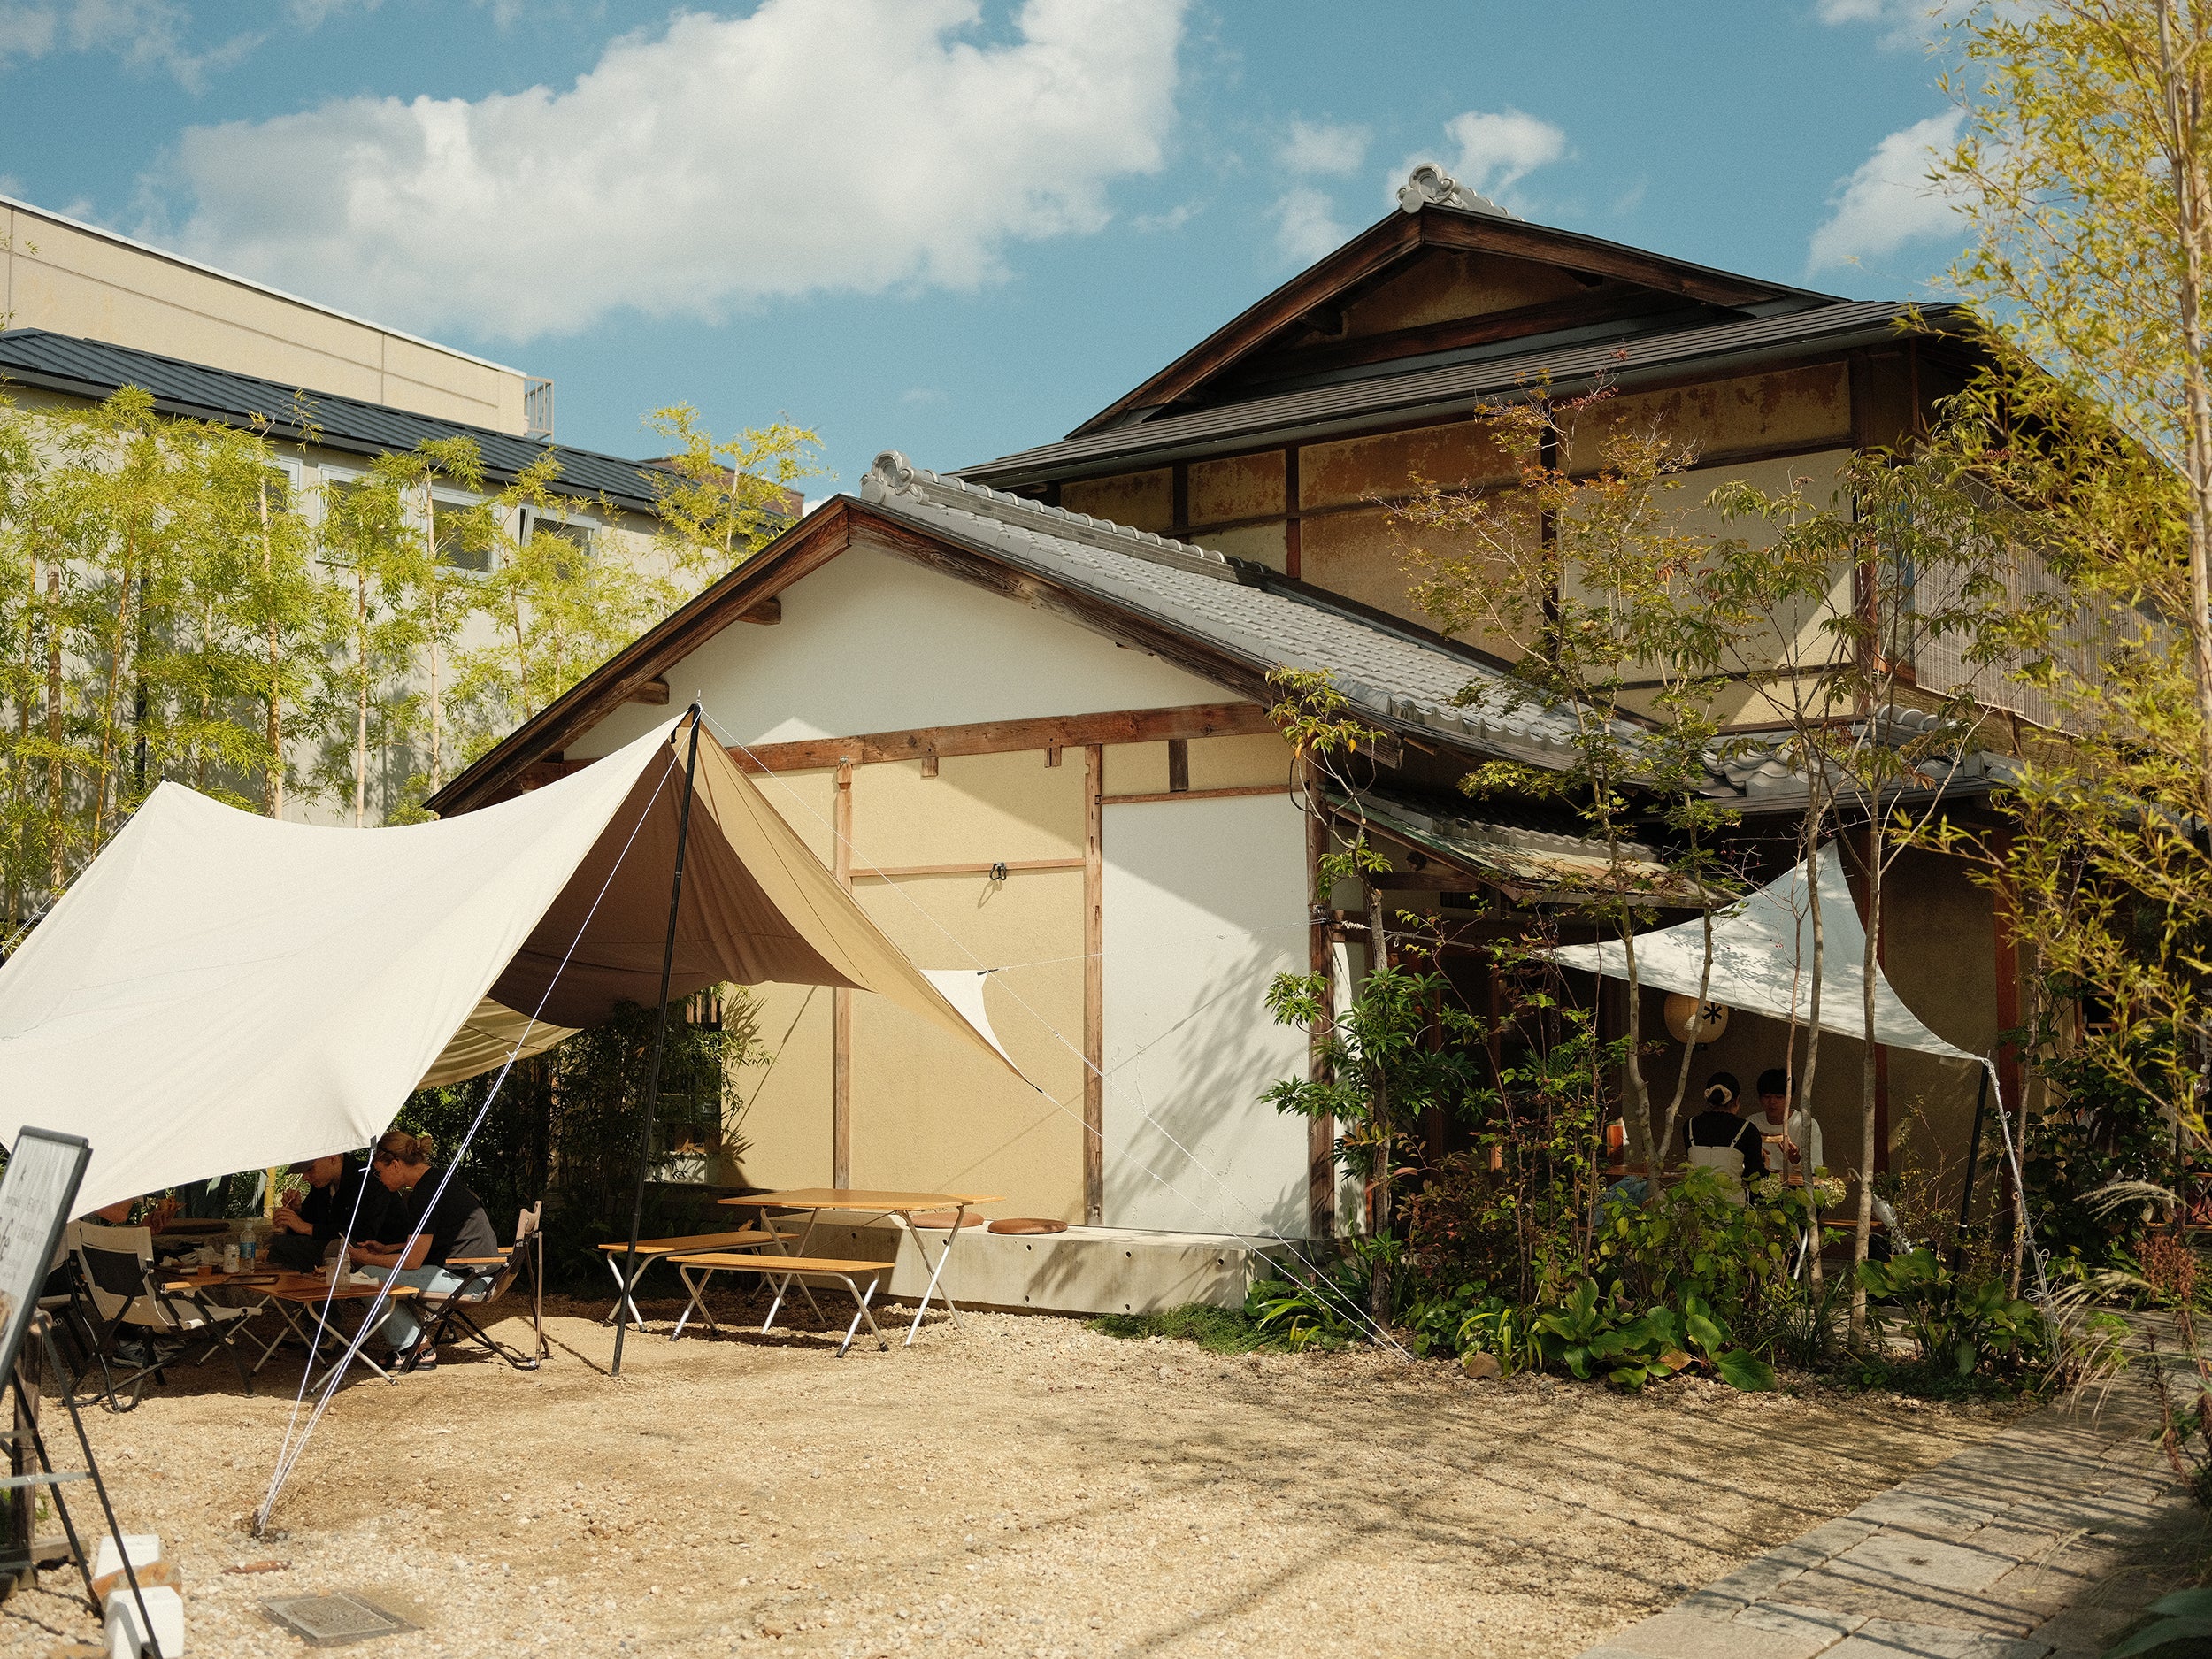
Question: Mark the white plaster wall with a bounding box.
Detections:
[1101,793,1312,1236]
[568,539,1232,758]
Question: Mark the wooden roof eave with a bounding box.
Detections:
[426,497,859,815]
[428,489,1575,818]
[1066,205,1835,438]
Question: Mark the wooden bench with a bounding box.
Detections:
[595,1227,791,1325]
[672,1253,890,1356]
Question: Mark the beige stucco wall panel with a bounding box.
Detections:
[568,543,1233,758]
[1059,469,1174,533]
[1104,741,1170,795]
[851,750,1084,870]
[727,979,833,1192]
[1187,733,1293,790]
[850,868,1086,1219]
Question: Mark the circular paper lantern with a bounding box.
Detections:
[1663,993,1731,1047]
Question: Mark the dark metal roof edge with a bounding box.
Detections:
[0,329,669,512]
[960,303,1965,488]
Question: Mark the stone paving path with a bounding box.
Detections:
[1575,1381,2204,1659]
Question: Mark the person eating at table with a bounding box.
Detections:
[1754,1066,1824,1179]
[346,1130,500,1371]
[269,1150,393,1271]
[1682,1070,1767,1190]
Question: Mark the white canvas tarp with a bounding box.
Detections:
[1546,843,1973,1060]
[0,716,1012,1217]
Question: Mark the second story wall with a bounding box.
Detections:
[1,196,536,435]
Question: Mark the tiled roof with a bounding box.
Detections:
[961,301,1961,487]
[858,451,1599,768]
[0,328,671,511]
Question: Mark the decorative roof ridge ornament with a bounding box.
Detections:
[1396,164,1510,219]
[862,449,1240,583]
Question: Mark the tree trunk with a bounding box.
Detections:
[261,477,283,818]
[1854,817,1884,1342]
[44,571,62,895]
[90,532,134,849]
[1363,876,1392,1327]
[354,564,369,828]
[2158,0,2212,824]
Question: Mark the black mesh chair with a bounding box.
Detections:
[405,1203,543,1373]
[72,1223,254,1410]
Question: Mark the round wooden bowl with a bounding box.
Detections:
[908,1210,987,1230]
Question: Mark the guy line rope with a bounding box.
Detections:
[700,707,1413,1360]
[255,761,678,1532]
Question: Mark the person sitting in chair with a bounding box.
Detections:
[348,1131,499,1371]
[1682,1071,1767,1189]
[269,1152,393,1271]
[1754,1067,1824,1179]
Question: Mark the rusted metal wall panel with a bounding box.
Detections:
[1060,467,1174,532]
[1191,520,1289,571]
[1575,363,1850,468]
[1300,419,1515,511]
[1188,449,1286,526]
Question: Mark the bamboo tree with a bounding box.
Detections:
[643,404,821,592]
[1393,388,1747,1171]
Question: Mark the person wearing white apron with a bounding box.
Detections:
[1681,1072,1766,1202]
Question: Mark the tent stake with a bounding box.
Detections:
[612,707,704,1379]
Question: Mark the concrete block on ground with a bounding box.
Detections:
[1821,1617,2050,1658]
[1848,1490,2001,1540]
[1831,1535,2015,1594]
[1590,1609,1844,1659]
[104,1583,183,1658]
[1779,1563,2044,1636]
[883,1223,1292,1316]
[92,1535,161,1580]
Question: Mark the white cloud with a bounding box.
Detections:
[1814,0,1966,50]
[1279,119,1367,177]
[1807,110,1966,273]
[0,0,257,89]
[1433,108,1571,201]
[1132,200,1202,234]
[157,0,1187,342]
[1272,185,1346,264]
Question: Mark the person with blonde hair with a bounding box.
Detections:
[348,1130,498,1371]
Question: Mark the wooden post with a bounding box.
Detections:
[833,758,854,1189]
[1083,744,1105,1225]
[1304,757,1335,1239]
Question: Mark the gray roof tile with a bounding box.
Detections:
[858,451,1594,766]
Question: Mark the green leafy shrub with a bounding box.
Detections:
[1531,1279,1774,1393]
[1857,1248,2047,1380]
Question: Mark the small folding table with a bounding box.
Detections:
[719,1189,999,1346]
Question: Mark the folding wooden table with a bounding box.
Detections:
[595,1227,791,1327]
[718,1189,999,1346]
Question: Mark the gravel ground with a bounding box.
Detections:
[0,1294,2016,1659]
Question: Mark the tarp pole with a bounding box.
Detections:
[611,707,704,1379]
[1949,1060,1990,1273]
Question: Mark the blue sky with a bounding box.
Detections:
[0,0,1968,492]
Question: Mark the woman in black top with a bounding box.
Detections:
[347,1130,499,1368]
[1681,1071,1767,1179]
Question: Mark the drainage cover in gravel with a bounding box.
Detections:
[260,1592,418,1647]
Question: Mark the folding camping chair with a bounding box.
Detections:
[71,1222,256,1409]
[403,1204,545,1372]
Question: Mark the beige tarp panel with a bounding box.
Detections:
[416,997,579,1089]
[475,733,1000,1066]
[0,716,1013,1217]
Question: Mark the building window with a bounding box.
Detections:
[433,498,494,572]
[525,506,594,575]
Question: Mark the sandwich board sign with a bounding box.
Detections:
[0,1128,89,1382]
